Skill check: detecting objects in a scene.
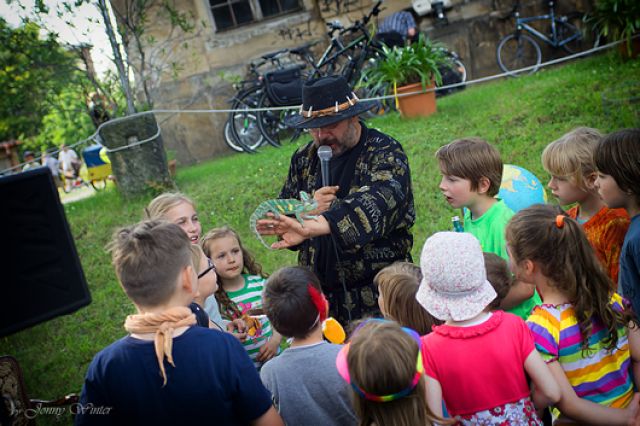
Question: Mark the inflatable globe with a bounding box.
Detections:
[499,164,547,213]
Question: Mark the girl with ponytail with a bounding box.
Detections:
[507,204,640,424]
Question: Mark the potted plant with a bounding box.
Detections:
[586,0,640,59]
[360,34,451,118]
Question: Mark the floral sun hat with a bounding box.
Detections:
[416,232,496,322]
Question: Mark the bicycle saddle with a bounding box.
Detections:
[261,49,289,60]
[289,41,320,56]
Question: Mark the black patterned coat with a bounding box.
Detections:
[279,123,415,319]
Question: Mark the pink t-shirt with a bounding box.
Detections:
[422,310,535,417]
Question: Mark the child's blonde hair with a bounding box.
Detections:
[347,321,440,426]
[190,244,204,274]
[541,127,603,190]
[201,226,266,319]
[483,252,514,310]
[374,265,439,335]
[506,204,636,352]
[435,138,503,197]
[378,261,423,281]
[144,192,196,220]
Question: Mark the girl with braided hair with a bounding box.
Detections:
[202,226,282,368]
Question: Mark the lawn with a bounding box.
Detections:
[1,51,638,420]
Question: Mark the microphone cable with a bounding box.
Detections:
[329,230,352,324]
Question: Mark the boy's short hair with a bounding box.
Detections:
[435,138,503,196]
[541,127,603,190]
[108,220,193,307]
[595,129,640,205]
[483,252,514,310]
[263,266,323,339]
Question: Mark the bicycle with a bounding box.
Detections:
[496,0,599,76]
[224,50,291,153]
[254,7,386,148]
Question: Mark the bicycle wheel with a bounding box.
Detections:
[437,56,467,96]
[355,58,390,117]
[497,33,542,76]
[558,13,600,54]
[224,118,245,153]
[256,91,298,147]
[227,87,264,153]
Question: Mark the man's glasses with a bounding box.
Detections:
[197,258,216,279]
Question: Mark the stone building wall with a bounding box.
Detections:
[111,0,591,165]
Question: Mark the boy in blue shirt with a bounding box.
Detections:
[76,220,282,426]
[436,137,541,319]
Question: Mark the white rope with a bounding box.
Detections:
[101,126,163,153]
[0,36,634,175]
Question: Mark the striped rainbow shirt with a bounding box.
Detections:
[527,293,633,409]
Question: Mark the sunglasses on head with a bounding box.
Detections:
[197,258,216,279]
[335,318,424,403]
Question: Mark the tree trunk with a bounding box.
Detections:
[99,113,174,197]
[98,0,136,115]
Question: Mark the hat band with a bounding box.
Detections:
[300,92,360,119]
[431,286,484,297]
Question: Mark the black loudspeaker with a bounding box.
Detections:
[0,167,91,337]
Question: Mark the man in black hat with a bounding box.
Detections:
[257,75,415,323]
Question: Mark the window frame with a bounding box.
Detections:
[207,0,303,32]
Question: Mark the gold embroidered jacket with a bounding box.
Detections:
[279,124,415,291]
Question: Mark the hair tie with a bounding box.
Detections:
[555,215,565,228]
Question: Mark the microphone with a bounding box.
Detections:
[317,145,333,187]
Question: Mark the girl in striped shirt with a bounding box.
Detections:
[202,226,282,369]
[506,204,640,424]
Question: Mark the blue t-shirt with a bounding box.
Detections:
[75,326,272,425]
[621,214,640,317]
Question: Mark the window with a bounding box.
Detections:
[209,0,301,31]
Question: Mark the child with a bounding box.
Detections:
[336,319,441,426]
[202,226,282,367]
[145,192,202,244]
[483,252,535,311]
[76,220,281,425]
[416,232,560,424]
[507,204,640,424]
[373,263,440,335]
[260,266,357,426]
[436,137,541,319]
[542,127,629,284]
[190,244,219,328]
[145,192,226,328]
[594,129,640,314]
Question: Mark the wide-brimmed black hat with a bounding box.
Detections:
[286,75,376,129]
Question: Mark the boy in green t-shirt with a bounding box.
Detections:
[435,137,541,319]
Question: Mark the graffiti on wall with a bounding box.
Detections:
[276,19,314,41]
[320,0,361,14]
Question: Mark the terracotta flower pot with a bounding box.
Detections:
[396,81,437,118]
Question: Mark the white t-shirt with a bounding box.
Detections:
[58,149,78,171]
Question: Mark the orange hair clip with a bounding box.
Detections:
[555,215,565,228]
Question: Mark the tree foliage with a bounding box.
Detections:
[0,17,80,143]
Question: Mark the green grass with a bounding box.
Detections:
[1,52,638,418]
